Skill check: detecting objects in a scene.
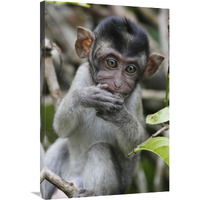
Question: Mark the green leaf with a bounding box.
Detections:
[164,71,169,107]
[134,137,169,166]
[146,106,169,125]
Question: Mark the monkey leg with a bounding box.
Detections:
[81,142,120,196]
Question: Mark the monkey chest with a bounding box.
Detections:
[71,108,119,150]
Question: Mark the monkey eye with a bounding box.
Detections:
[106,59,117,68]
[125,65,137,74]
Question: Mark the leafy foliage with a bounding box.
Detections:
[134,137,169,166]
[146,106,169,125]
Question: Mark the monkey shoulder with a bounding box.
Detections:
[72,62,94,88]
[125,85,143,113]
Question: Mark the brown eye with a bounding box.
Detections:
[106,59,117,68]
[125,65,137,74]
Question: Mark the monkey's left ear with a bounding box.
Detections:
[143,53,165,78]
[75,26,95,58]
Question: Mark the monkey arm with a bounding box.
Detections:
[115,107,146,154]
[53,63,123,138]
[96,107,146,156]
[96,85,146,156]
[53,63,92,138]
[53,92,80,138]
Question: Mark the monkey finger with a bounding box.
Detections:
[95,87,122,99]
[100,84,109,90]
[96,110,104,115]
[97,83,108,89]
[92,86,113,96]
[93,94,124,105]
[95,85,124,100]
[100,102,123,112]
[113,92,124,99]
[96,111,106,119]
[113,105,123,111]
[104,91,124,101]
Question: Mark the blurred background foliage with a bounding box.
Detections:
[41,1,169,195]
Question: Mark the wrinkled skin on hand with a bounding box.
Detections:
[77,84,124,113]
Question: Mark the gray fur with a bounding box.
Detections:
[41,63,146,198]
[41,139,70,198]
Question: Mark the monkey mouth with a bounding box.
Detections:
[98,82,129,98]
[104,87,127,98]
[104,87,116,93]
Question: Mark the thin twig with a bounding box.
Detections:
[40,167,77,198]
[44,39,62,110]
[128,124,169,157]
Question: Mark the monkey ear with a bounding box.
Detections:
[143,53,165,78]
[75,26,95,58]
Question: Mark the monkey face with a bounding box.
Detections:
[95,49,147,97]
[96,70,135,98]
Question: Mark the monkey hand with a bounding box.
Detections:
[96,106,130,125]
[77,85,124,112]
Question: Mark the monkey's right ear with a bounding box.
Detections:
[75,26,95,58]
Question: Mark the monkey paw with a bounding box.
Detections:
[75,189,94,197]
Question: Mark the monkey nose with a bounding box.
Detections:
[114,82,122,89]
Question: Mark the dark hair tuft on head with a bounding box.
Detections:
[94,16,149,58]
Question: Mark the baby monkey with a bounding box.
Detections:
[41,16,164,198]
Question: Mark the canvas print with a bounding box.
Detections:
[40,1,169,199]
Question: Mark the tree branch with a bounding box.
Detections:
[40,167,77,198]
[44,39,62,110]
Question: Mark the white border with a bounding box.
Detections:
[1,0,200,199]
